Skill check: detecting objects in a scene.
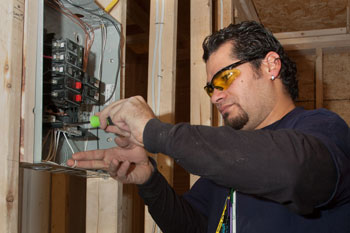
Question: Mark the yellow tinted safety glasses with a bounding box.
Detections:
[204,57,261,97]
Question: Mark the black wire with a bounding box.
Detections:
[61,0,122,151]
[62,0,122,104]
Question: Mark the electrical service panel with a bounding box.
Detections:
[29,0,121,176]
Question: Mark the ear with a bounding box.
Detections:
[261,51,281,79]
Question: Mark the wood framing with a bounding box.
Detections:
[147,0,178,185]
[0,0,24,232]
[20,169,50,233]
[278,33,350,51]
[51,174,69,233]
[145,0,178,232]
[19,2,52,233]
[216,0,235,29]
[315,48,324,108]
[275,27,347,40]
[86,177,122,233]
[190,0,212,187]
[20,0,39,163]
[346,0,349,33]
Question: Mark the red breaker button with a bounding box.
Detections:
[75,81,82,89]
[74,94,82,102]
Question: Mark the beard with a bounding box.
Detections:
[223,104,249,130]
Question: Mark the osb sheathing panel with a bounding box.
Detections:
[253,0,347,33]
[323,52,350,100]
[324,101,350,125]
[290,54,315,101]
[323,52,350,125]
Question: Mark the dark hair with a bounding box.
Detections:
[202,21,298,100]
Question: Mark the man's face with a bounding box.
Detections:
[205,42,275,130]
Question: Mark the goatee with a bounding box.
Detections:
[223,104,249,130]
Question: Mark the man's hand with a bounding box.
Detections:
[97,96,156,146]
[67,144,154,184]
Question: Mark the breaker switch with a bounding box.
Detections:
[74,94,82,102]
[75,81,82,90]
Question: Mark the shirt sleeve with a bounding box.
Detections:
[137,158,208,233]
[143,118,338,215]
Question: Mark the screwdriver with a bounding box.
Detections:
[90,115,114,128]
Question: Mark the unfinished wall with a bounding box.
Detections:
[324,51,350,125]
[292,54,316,110]
[291,51,350,125]
[254,0,347,32]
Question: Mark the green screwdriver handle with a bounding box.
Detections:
[90,115,114,128]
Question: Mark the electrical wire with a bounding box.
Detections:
[52,0,121,153]
[45,0,95,72]
[151,0,165,117]
[156,0,165,117]
[54,130,61,160]
[151,2,165,232]
[62,0,122,104]
[151,0,160,112]
[63,132,75,154]
[41,1,121,164]
[55,0,95,72]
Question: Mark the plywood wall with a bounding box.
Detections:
[291,51,350,125]
[292,54,316,110]
[254,0,348,33]
[324,52,350,125]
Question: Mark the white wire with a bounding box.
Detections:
[63,132,75,155]
[99,22,107,80]
[55,130,61,154]
[151,0,160,112]
[156,0,165,117]
[153,2,165,232]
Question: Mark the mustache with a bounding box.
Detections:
[216,102,239,111]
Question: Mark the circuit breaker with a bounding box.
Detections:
[30,0,121,175]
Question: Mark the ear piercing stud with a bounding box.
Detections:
[271,75,275,81]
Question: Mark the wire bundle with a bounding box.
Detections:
[63,0,122,103]
[45,0,95,72]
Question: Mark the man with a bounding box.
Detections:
[68,21,350,233]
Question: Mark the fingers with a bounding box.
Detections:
[109,159,131,182]
[96,96,154,146]
[68,147,119,170]
[67,158,109,170]
[66,159,75,167]
[109,159,121,177]
[114,136,133,148]
[71,149,107,161]
[98,99,128,130]
[105,125,131,138]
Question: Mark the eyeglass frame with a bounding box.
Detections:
[204,56,263,96]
